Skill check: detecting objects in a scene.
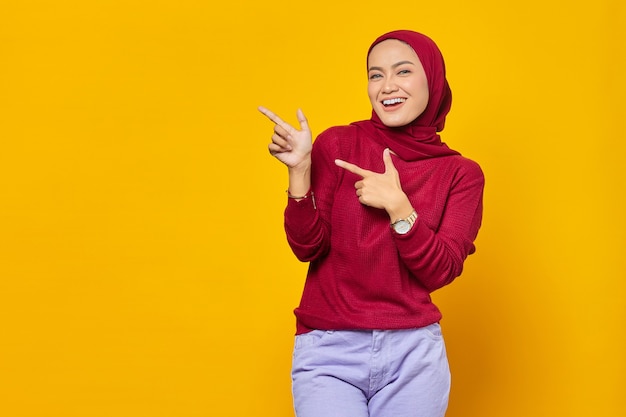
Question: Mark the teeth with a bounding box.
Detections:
[383,98,406,106]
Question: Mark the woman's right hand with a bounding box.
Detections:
[258,106,312,169]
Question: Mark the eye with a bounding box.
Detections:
[368,72,383,80]
[398,69,412,75]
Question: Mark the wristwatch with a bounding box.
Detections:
[391,210,418,235]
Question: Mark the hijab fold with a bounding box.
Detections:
[351,30,460,161]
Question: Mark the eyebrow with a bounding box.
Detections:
[368,60,415,72]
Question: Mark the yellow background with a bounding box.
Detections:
[1,1,624,416]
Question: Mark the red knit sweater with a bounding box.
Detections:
[284,125,484,335]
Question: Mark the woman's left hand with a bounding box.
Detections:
[335,148,414,221]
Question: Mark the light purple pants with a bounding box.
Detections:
[291,324,451,417]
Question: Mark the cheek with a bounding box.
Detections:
[419,79,430,102]
[409,80,429,109]
[367,84,377,104]
[421,82,430,103]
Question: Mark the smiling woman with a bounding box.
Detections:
[258,30,485,417]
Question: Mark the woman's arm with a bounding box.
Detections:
[393,161,485,291]
[335,151,484,291]
[259,106,333,262]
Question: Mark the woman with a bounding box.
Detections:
[259,30,484,417]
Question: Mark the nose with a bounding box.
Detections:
[382,77,398,93]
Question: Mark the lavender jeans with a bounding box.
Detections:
[291,324,451,417]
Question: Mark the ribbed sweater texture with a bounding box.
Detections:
[285,125,484,335]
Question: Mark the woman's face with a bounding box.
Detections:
[367,39,429,127]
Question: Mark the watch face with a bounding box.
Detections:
[393,220,411,234]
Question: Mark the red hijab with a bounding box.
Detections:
[351,30,459,161]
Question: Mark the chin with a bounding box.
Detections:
[373,107,413,127]
[378,115,409,128]
[383,120,407,127]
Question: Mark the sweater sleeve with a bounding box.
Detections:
[394,158,485,292]
[283,129,340,262]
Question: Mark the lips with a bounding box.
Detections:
[381,97,406,113]
[382,97,406,107]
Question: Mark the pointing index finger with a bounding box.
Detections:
[258,106,295,133]
[335,159,369,178]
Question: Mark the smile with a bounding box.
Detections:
[382,98,406,106]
